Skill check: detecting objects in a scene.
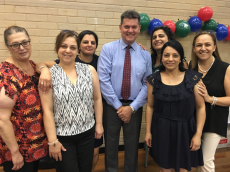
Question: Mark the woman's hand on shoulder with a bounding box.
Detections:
[137,42,148,50]
[49,141,66,161]
[39,67,52,93]
[197,81,212,103]
[145,132,152,147]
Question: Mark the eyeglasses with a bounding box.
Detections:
[8,40,30,50]
[61,30,78,36]
[195,30,216,35]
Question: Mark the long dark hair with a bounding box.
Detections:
[159,40,186,72]
[150,26,175,64]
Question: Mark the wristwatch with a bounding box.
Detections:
[129,105,135,114]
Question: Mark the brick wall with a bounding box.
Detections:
[0,0,230,146]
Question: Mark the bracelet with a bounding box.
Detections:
[48,139,58,147]
[39,66,46,72]
[211,96,217,109]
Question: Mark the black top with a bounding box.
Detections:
[151,56,161,73]
[193,58,229,137]
[55,54,99,71]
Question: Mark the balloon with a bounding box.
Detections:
[175,20,191,38]
[197,7,213,21]
[148,18,163,34]
[202,19,217,31]
[163,20,176,33]
[139,13,150,32]
[188,16,202,32]
[226,26,230,40]
[216,24,228,41]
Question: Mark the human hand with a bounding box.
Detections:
[39,67,52,93]
[137,42,148,50]
[117,106,132,123]
[190,134,201,151]
[145,132,152,147]
[49,141,66,161]
[197,82,212,103]
[11,151,24,170]
[95,123,104,139]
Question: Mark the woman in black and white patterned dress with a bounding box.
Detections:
[39,30,103,172]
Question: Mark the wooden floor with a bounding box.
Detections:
[1,147,230,172]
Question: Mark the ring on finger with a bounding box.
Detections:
[41,82,44,85]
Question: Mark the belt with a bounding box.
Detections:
[120,99,133,103]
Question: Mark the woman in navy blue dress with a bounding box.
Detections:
[145,40,206,172]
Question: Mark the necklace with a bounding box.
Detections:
[167,74,177,84]
[198,56,215,73]
[168,77,176,84]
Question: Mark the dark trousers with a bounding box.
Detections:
[3,160,39,172]
[103,101,142,172]
[55,126,95,172]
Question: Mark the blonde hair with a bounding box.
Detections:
[190,31,221,70]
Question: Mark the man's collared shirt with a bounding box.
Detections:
[98,38,152,110]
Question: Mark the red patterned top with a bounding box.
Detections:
[0,61,48,164]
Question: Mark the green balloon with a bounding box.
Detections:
[140,13,150,32]
[202,19,217,31]
[175,20,191,38]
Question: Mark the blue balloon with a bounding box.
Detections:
[188,16,202,32]
[148,19,163,34]
[216,24,228,41]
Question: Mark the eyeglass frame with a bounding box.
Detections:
[7,40,31,50]
[195,30,216,35]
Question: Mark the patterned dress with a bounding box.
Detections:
[0,61,48,164]
[147,70,204,172]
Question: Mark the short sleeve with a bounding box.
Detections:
[185,70,203,91]
[0,77,19,103]
[0,63,19,103]
[146,74,155,86]
[146,72,160,87]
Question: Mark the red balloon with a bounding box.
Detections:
[226,26,230,40]
[197,7,213,21]
[163,20,176,33]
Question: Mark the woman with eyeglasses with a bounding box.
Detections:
[150,26,188,73]
[0,26,48,172]
[38,30,103,172]
[189,31,230,172]
[36,30,103,172]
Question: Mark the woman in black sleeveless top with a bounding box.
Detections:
[190,31,230,172]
